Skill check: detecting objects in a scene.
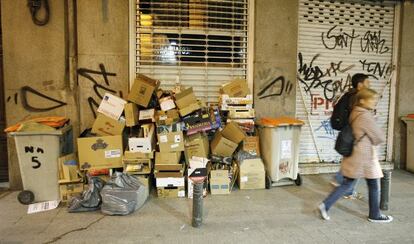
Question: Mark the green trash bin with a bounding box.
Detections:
[9,125,73,204]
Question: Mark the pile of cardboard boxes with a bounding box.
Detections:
[66,75,265,203]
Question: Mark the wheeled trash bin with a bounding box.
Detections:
[257,117,303,188]
[9,125,73,204]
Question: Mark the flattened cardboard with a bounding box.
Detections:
[157,131,185,152]
[124,103,139,127]
[220,79,250,97]
[221,121,246,144]
[77,135,123,169]
[243,136,260,156]
[128,74,159,107]
[91,113,125,136]
[210,132,238,157]
[97,93,127,120]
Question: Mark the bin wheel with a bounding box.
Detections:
[295,174,302,186]
[265,175,272,189]
[18,190,35,205]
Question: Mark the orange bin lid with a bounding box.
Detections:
[259,117,304,127]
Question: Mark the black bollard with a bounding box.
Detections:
[380,170,392,211]
[192,182,204,228]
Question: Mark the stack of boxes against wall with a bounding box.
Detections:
[69,75,265,202]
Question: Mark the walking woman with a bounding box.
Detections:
[318,88,393,223]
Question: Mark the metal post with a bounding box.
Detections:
[192,182,204,228]
[380,170,392,211]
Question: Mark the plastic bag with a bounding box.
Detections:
[100,172,148,216]
[68,176,105,213]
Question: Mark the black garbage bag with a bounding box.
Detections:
[68,176,105,213]
[100,172,148,216]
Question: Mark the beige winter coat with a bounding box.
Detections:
[341,106,385,179]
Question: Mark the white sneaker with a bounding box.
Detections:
[368,215,393,223]
[318,203,330,220]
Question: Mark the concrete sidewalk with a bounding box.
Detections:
[1,170,413,244]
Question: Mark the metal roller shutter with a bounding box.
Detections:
[296,0,396,163]
[133,0,250,103]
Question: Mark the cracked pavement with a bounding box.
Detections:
[0,170,414,243]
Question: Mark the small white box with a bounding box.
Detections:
[128,124,155,153]
[97,93,127,120]
[160,97,176,111]
[156,177,185,187]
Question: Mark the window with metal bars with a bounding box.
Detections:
[134,0,250,102]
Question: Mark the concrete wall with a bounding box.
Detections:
[393,1,414,169]
[253,0,298,118]
[1,0,78,189]
[77,0,129,131]
[1,0,129,188]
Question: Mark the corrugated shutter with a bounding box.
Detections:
[134,0,249,103]
[296,0,396,163]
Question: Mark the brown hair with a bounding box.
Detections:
[354,88,378,107]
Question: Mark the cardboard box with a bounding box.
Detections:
[175,87,201,116]
[139,108,156,122]
[210,170,230,195]
[178,102,202,117]
[157,186,185,198]
[91,113,125,136]
[221,121,247,144]
[77,135,123,169]
[238,158,265,190]
[220,79,250,97]
[159,96,176,111]
[155,109,180,126]
[243,136,260,156]
[58,154,81,184]
[155,152,181,165]
[128,74,159,107]
[123,157,152,174]
[60,183,84,202]
[210,132,238,157]
[97,93,127,120]
[175,87,197,110]
[184,133,209,162]
[124,150,154,160]
[228,108,255,119]
[128,124,155,153]
[124,103,139,127]
[156,177,185,187]
[157,131,185,152]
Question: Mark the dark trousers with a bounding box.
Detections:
[323,177,381,219]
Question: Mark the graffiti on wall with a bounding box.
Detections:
[321,25,390,55]
[7,85,68,112]
[297,52,354,101]
[77,63,122,118]
[256,68,293,99]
